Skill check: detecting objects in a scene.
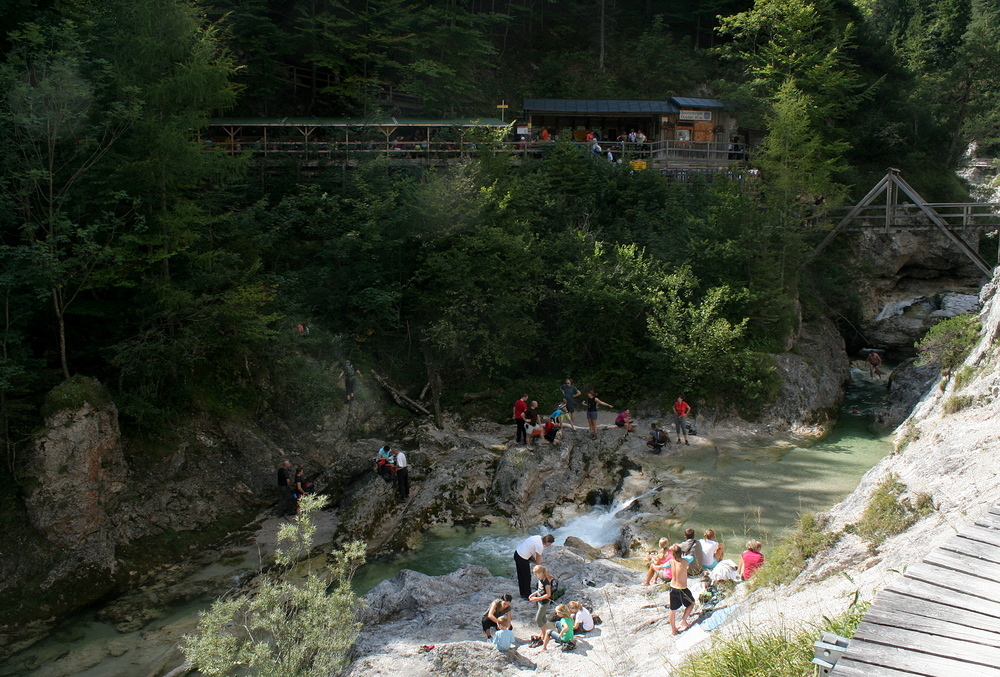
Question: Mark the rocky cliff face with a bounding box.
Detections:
[0,379,391,652]
[849,229,985,356]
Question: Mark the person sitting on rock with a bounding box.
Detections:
[615,409,634,432]
[698,529,721,570]
[568,601,595,634]
[490,614,515,651]
[482,593,513,639]
[642,537,672,586]
[647,422,666,454]
[679,528,705,576]
[375,446,396,483]
[540,604,575,651]
[543,417,561,444]
[739,539,765,580]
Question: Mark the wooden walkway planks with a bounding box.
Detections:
[830,505,1000,676]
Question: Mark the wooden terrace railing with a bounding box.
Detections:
[204,138,748,167]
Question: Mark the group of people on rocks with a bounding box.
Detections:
[490,534,597,652]
[374,445,410,500]
[513,381,695,448]
[641,528,765,633]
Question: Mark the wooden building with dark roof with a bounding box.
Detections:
[522,97,734,144]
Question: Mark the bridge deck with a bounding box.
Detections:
[830,505,1000,676]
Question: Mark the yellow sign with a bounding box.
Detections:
[630,160,648,171]
[496,104,509,109]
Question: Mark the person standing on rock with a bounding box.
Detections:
[513,394,529,445]
[276,460,294,517]
[560,379,581,427]
[526,400,541,446]
[514,534,555,599]
[668,544,695,634]
[584,390,614,439]
[867,350,883,379]
[528,564,555,643]
[394,448,409,500]
[673,396,691,445]
[339,361,362,403]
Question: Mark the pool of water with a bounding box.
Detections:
[643,366,893,557]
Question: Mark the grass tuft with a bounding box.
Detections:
[675,597,869,677]
[895,422,920,453]
[845,474,923,550]
[942,394,973,415]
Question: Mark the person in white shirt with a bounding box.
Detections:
[393,449,409,500]
[568,601,594,633]
[698,528,722,569]
[514,533,555,600]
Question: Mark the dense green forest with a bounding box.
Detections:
[2,0,999,472]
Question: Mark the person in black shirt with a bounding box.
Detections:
[276,460,294,517]
[339,361,362,403]
[584,391,613,439]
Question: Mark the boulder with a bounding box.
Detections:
[563,537,601,559]
[763,316,851,430]
[874,357,940,428]
[25,377,126,552]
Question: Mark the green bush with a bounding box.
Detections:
[183,495,365,677]
[40,376,113,420]
[916,314,981,376]
[751,513,839,588]
[895,422,920,453]
[953,365,977,390]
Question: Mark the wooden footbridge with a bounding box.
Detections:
[827,504,1000,676]
[812,168,999,276]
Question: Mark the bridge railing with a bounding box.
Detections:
[827,202,1000,229]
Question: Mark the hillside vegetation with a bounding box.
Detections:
[1,0,998,474]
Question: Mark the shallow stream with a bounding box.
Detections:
[0,366,894,675]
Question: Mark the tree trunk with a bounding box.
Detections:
[53,288,70,379]
[421,342,444,428]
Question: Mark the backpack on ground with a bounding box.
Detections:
[550,576,566,601]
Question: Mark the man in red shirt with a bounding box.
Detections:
[513,394,529,445]
[673,396,691,446]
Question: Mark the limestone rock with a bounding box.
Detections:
[493,432,632,527]
[763,316,850,431]
[873,357,940,428]
[25,377,126,551]
[563,537,601,559]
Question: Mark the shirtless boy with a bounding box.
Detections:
[668,544,696,634]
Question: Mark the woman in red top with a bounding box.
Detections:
[673,396,691,445]
[739,539,765,580]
